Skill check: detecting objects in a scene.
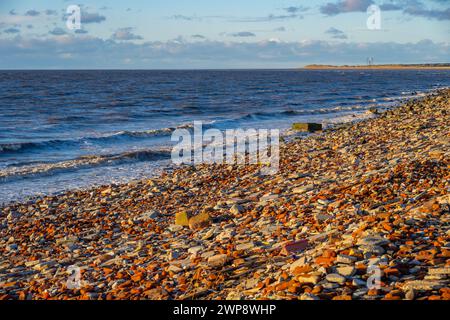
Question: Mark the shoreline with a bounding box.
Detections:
[0,89,435,206]
[304,64,450,70]
[304,67,450,70]
[0,89,449,300]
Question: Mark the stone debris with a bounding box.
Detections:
[336,255,357,264]
[428,268,450,276]
[297,274,320,285]
[292,185,314,194]
[0,89,449,300]
[402,280,446,291]
[175,211,189,226]
[188,212,211,230]
[336,266,356,277]
[230,204,244,215]
[292,123,323,132]
[300,292,320,300]
[326,273,346,285]
[280,239,309,255]
[139,210,159,220]
[207,254,228,268]
[357,235,390,247]
[235,242,255,252]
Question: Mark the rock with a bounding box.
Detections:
[353,288,368,298]
[292,185,314,194]
[429,150,444,159]
[368,107,379,114]
[424,274,446,280]
[56,235,79,246]
[402,280,446,291]
[405,289,415,300]
[436,194,450,204]
[315,213,333,222]
[33,260,58,271]
[280,239,309,255]
[24,260,40,267]
[216,230,235,241]
[207,254,228,268]
[7,212,20,221]
[357,235,390,247]
[244,278,259,290]
[201,251,216,259]
[167,250,180,260]
[336,254,358,264]
[289,256,307,273]
[292,122,322,132]
[226,291,243,300]
[230,204,243,215]
[322,282,340,291]
[7,243,18,251]
[300,293,319,300]
[140,210,159,220]
[337,266,356,277]
[297,274,320,285]
[259,194,278,202]
[175,211,189,226]
[188,246,204,256]
[168,224,183,232]
[326,273,346,284]
[360,245,385,255]
[236,242,255,251]
[427,267,450,275]
[167,265,182,273]
[201,228,215,240]
[188,211,211,230]
[315,256,336,267]
[83,292,99,300]
[100,187,112,195]
[333,295,352,300]
[409,266,421,274]
[308,231,334,243]
[352,278,367,287]
[317,199,330,206]
[142,288,168,300]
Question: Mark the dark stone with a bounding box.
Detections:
[292,122,322,132]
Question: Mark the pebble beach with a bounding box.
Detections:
[0,89,449,300]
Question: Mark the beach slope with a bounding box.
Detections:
[0,89,449,300]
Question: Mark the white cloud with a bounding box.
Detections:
[111,27,143,41]
[0,35,448,69]
[325,27,348,39]
[0,14,34,25]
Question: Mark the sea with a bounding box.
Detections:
[1,69,449,204]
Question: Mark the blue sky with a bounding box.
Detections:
[0,0,449,68]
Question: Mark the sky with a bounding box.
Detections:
[0,0,449,69]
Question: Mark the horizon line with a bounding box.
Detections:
[2,62,450,72]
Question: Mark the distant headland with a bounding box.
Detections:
[304,63,450,70]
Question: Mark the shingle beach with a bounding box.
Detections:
[1,89,449,300]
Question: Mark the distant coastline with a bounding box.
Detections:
[304,63,450,70]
